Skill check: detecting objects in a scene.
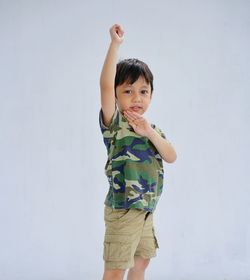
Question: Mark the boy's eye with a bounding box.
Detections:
[124,90,132,94]
[141,90,149,95]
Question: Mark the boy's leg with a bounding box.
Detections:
[103,207,156,280]
[103,207,144,279]
[127,256,150,280]
[103,269,126,280]
[127,213,158,280]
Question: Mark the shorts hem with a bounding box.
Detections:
[134,252,157,260]
[105,261,133,270]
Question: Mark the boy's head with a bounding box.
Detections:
[115,58,154,115]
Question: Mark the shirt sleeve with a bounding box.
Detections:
[151,124,166,139]
[99,108,119,132]
[99,108,120,149]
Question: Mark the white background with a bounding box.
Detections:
[0,0,249,279]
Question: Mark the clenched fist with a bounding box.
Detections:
[109,24,124,44]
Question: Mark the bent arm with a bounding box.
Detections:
[147,129,177,163]
[123,110,177,163]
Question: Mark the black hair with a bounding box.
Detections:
[115,58,154,93]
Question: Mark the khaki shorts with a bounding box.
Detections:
[103,206,159,270]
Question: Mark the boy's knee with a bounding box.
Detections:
[133,257,150,271]
[103,269,125,280]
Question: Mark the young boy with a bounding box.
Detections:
[99,24,177,280]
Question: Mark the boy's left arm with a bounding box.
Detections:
[124,110,177,163]
[147,127,177,163]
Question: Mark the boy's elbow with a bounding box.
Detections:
[100,84,114,93]
[164,152,177,163]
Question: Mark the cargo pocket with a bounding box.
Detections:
[103,235,131,262]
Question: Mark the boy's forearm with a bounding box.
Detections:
[100,42,120,90]
[147,129,177,163]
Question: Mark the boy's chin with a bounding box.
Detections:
[122,108,145,115]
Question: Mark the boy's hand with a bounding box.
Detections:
[123,110,154,138]
[109,24,124,44]
[124,110,177,163]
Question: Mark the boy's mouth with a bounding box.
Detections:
[129,106,142,112]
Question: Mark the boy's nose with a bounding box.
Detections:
[132,92,142,102]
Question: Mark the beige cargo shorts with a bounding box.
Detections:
[103,206,159,270]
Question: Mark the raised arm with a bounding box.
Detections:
[100,24,124,127]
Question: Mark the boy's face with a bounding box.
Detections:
[115,76,152,115]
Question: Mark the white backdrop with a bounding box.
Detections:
[0,0,249,279]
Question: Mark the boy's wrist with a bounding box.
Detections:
[110,40,122,49]
[146,127,158,141]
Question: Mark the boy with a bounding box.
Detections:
[99,24,177,280]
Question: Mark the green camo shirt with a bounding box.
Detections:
[99,108,166,212]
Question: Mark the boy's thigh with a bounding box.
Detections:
[134,213,159,259]
[103,206,146,270]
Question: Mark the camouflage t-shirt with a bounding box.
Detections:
[99,108,166,212]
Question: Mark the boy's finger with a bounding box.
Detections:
[127,110,142,119]
[113,24,124,37]
[123,111,132,120]
[124,111,135,121]
[117,27,124,37]
[129,121,136,130]
[123,111,130,116]
[125,110,140,121]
